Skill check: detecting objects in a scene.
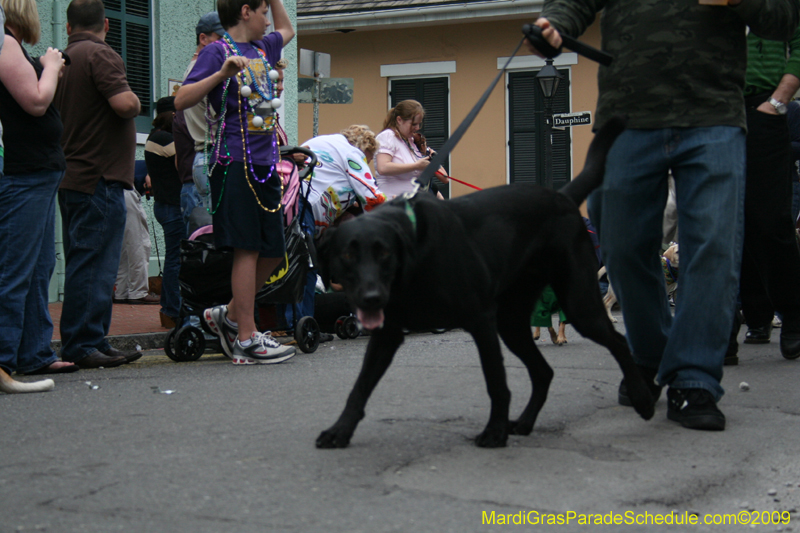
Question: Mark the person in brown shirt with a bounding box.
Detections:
[53,0,142,369]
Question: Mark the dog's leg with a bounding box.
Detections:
[603,286,618,323]
[599,266,618,323]
[316,327,404,449]
[553,256,655,421]
[556,322,568,345]
[0,368,55,394]
[547,326,558,344]
[497,308,554,436]
[467,321,512,448]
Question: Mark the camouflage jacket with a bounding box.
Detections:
[541,0,800,130]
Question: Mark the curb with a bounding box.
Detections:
[51,332,169,353]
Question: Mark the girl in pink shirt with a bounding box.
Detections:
[375,100,448,198]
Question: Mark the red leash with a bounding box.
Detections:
[436,171,482,191]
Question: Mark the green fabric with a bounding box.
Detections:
[744,26,800,96]
[541,0,800,130]
[531,285,568,327]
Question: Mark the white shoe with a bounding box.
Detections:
[231,332,296,365]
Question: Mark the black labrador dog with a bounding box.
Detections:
[315,117,654,449]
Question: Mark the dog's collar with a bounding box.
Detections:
[404,200,417,233]
[396,192,418,233]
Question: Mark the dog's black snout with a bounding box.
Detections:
[360,288,383,308]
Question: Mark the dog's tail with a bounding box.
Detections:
[0,368,54,394]
[558,115,626,206]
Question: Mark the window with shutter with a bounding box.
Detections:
[105,0,152,132]
[390,77,450,198]
[508,69,571,189]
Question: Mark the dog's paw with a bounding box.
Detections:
[508,419,534,436]
[315,428,353,449]
[475,427,509,448]
[626,381,656,421]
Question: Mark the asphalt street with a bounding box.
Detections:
[2,317,799,533]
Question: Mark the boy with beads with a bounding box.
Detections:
[175,0,295,365]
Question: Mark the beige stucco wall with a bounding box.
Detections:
[297,17,602,199]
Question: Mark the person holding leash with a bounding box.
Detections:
[375,100,449,199]
[529,0,799,430]
[175,0,296,366]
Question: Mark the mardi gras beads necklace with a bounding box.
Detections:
[237,77,284,213]
[203,74,232,215]
[203,35,284,213]
[221,32,282,132]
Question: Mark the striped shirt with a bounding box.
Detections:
[745,26,800,96]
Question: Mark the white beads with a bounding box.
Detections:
[271,98,282,109]
[240,85,252,98]
[269,69,280,81]
[252,115,264,128]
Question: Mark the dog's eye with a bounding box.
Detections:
[341,251,353,262]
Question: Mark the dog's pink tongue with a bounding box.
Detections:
[357,308,385,330]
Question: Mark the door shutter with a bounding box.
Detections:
[508,69,571,189]
[105,0,152,132]
[390,78,450,198]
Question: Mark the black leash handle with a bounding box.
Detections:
[522,24,613,67]
[415,37,527,190]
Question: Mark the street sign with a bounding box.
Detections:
[552,111,592,127]
[299,49,331,78]
[298,77,354,104]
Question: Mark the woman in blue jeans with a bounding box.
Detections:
[145,97,184,328]
[0,0,77,378]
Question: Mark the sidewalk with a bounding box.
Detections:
[49,301,169,352]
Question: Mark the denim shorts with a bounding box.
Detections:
[209,160,285,258]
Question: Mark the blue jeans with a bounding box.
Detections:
[283,197,317,327]
[180,182,202,237]
[588,127,745,401]
[0,166,63,374]
[154,202,184,319]
[58,179,126,362]
[192,151,210,208]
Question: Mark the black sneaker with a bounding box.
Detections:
[618,365,663,407]
[666,388,725,431]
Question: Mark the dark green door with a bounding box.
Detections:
[390,77,450,198]
[508,69,571,189]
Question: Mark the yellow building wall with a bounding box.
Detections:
[297,17,602,200]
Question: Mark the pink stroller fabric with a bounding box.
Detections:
[277,159,301,225]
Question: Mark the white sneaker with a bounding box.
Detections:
[203,305,237,359]
[231,332,296,365]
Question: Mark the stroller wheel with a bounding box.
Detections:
[174,326,206,362]
[335,316,349,339]
[164,328,179,362]
[343,316,360,339]
[295,316,320,354]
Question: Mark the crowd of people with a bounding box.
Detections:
[2,0,800,439]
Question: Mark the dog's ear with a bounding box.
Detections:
[316,226,337,288]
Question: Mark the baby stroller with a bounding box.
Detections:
[164,146,321,361]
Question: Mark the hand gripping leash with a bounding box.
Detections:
[412,24,612,193]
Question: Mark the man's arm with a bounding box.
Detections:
[175,55,249,111]
[527,0,603,56]
[759,26,800,115]
[108,91,141,119]
[269,0,295,47]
